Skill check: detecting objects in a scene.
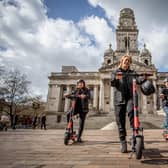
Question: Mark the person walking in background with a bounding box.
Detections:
[37,115,41,128]
[0,112,10,131]
[32,115,37,129]
[160,77,168,130]
[41,113,46,130]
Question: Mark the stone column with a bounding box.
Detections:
[47,84,51,100]
[159,86,162,109]
[64,85,71,112]
[99,80,104,112]
[93,85,98,110]
[46,84,52,111]
[110,86,114,114]
[153,80,157,113]
[55,85,61,112]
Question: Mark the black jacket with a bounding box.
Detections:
[68,87,90,113]
[111,68,145,105]
[161,87,168,107]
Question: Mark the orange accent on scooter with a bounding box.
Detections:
[67,122,72,129]
[134,116,139,128]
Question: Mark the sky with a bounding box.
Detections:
[1,0,168,101]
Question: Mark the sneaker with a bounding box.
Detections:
[77,137,83,143]
[120,140,127,153]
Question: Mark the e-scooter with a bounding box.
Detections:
[129,74,144,159]
[64,94,78,145]
[129,73,153,159]
[117,72,153,159]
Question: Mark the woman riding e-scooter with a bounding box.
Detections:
[64,79,90,142]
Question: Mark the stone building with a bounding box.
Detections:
[46,8,168,121]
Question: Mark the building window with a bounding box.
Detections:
[144,59,148,65]
[107,59,111,65]
[124,36,130,50]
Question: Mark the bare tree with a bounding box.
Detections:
[0,66,8,108]
[0,66,5,95]
[2,69,31,129]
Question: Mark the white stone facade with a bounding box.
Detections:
[46,8,168,120]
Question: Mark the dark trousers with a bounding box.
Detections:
[114,99,134,141]
[32,116,37,129]
[67,109,87,139]
[41,121,46,129]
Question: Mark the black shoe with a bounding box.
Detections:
[77,137,83,143]
[120,140,127,153]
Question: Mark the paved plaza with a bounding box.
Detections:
[0,129,168,168]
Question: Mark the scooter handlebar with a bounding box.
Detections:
[116,72,153,77]
[66,94,80,99]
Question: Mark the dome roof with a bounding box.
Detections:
[141,44,151,56]
[120,8,134,18]
[104,44,113,56]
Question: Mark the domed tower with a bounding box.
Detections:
[102,44,116,67]
[140,43,152,65]
[115,8,140,61]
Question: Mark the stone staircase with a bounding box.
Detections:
[46,113,165,130]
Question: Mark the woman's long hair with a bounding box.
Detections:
[118,55,132,68]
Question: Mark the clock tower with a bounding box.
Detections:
[115,8,140,61]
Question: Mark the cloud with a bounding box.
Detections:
[78,15,115,49]
[1,0,168,101]
[0,0,113,100]
[88,0,168,28]
[143,26,168,69]
[88,0,119,27]
[88,0,168,70]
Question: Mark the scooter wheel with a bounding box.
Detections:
[135,136,143,160]
[64,132,70,145]
[141,135,145,149]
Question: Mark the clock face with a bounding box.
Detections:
[122,19,131,26]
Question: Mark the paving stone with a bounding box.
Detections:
[0,129,168,168]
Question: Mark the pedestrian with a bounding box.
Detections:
[111,55,147,153]
[41,113,46,130]
[0,112,10,131]
[32,115,37,129]
[160,77,168,130]
[64,79,90,142]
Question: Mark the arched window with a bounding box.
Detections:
[144,59,148,65]
[107,59,111,65]
[124,36,130,50]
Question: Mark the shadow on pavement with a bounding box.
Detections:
[142,148,168,165]
[142,158,168,165]
[68,140,119,146]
